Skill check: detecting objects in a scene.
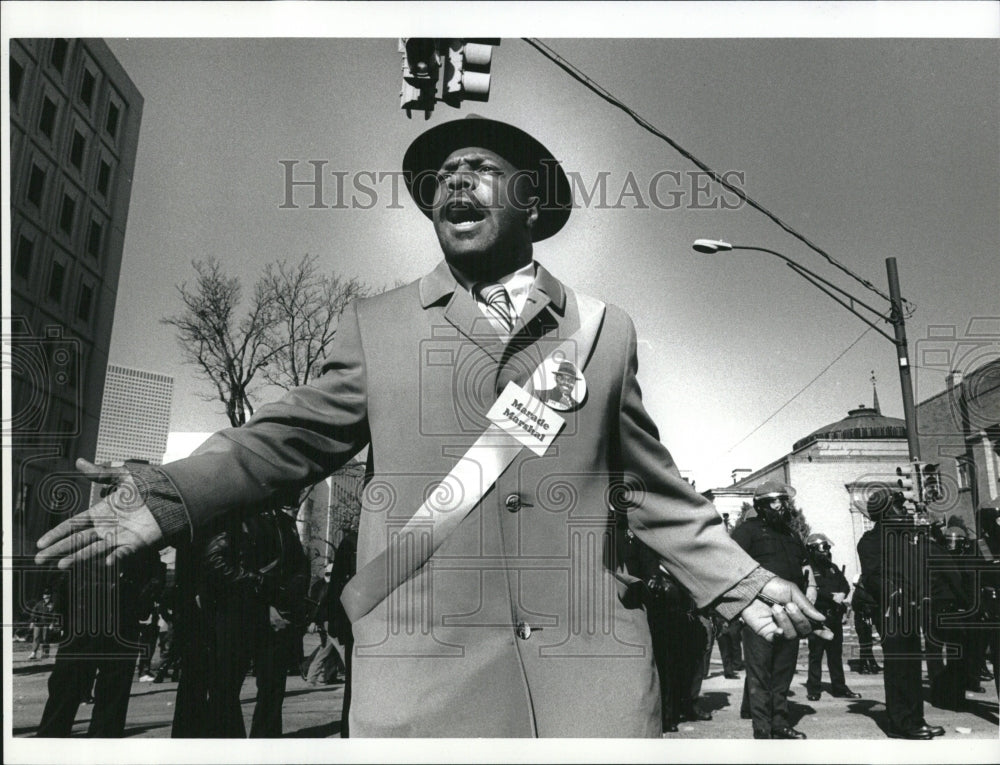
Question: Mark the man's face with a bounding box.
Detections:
[555,372,575,393]
[432,147,538,278]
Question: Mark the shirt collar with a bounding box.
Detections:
[419,258,566,314]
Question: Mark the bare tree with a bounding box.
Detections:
[163,258,280,427]
[259,254,370,390]
[164,255,373,427]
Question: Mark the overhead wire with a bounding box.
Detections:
[522,37,915,316]
[725,326,876,454]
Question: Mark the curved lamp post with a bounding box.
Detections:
[693,238,920,461]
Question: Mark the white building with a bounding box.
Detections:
[705,402,909,586]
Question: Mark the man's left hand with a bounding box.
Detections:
[741,577,833,642]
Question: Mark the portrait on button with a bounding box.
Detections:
[538,358,586,411]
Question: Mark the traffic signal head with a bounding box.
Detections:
[442,40,498,106]
[895,463,922,506]
[921,462,942,503]
[400,38,441,118]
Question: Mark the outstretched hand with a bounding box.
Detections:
[741,576,833,642]
[34,459,164,569]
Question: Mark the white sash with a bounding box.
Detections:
[340,293,606,622]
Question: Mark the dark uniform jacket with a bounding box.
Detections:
[857,519,926,616]
[731,516,808,591]
[808,555,849,621]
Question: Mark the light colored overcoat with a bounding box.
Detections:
[160,261,759,736]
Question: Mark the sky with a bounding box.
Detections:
[96,33,999,489]
[6,5,997,494]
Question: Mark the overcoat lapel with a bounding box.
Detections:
[419,259,506,361]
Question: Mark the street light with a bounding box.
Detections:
[693,238,921,462]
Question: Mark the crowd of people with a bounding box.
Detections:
[20,486,999,739]
[23,495,359,739]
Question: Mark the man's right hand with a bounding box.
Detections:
[741,576,832,642]
[34,459,164,569]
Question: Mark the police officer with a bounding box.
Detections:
[975,506,1000,696]
[804,533,861,701]
[731,481,817,739]
[857,489,944,739]
[926,524,971,710]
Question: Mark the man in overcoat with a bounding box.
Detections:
[37,116,824,737]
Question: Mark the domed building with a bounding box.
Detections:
[704,395,909,586]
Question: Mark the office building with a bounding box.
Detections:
[9,38,143,594]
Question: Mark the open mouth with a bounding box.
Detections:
[444,198,486,227]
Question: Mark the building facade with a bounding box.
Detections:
[705,403,910,586]
[916,359,1000,534]
[9,39,142,597]
[94,364,174,465]
[298,459,366,579]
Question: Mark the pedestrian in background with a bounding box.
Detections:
[713,613,744,679]
[804,533,860,702]
[302,564,344,686]
[27,588,58,661]
[635,537,711,733]
[171,505,308,738]
[857,489,944,740]
[732,481,817,739]
[851,576,882,675]
[975,506,999,696]
[324,530,357,737]
[36,549,163,737]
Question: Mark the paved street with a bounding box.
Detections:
[11,634,997,740]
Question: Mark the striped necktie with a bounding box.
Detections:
[473,282,516,335]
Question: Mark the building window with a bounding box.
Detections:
[105,102,120,139]
[77,284,94,322]
[10,57,25,105]
[97,160,111,197]
[50,39,69,73]
[15,234,34,279]
[39,96,57,139]
[59,194,76,235]
[48,261,66,302]
[27,164,46,207]
[80,69,96,107]
[70,130,86,169]
[87,219,103,258]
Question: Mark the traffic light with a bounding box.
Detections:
[921,462,942,503]
[400,38,440,118]
[442,39,499,106]
[399,38,499,117]
[895,463,922,506]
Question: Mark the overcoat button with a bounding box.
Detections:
[504,494,522,512]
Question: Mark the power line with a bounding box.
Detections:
[725,326,875,454]
[522,37,905,309]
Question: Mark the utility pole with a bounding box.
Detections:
[886,257,920,462]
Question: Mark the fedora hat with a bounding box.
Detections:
[403,115,572,241]
[554,361,581,379]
